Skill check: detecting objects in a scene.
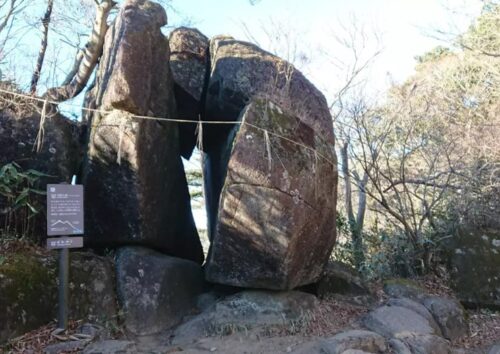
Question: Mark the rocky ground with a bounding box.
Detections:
[1,242,499,354]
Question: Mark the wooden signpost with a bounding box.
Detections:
[46,175,84,331]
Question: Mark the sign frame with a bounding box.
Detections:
[47,184,84,236]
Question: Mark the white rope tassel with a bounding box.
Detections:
[0,88,338,169]
[264,130,272,173]
[196,117,204,152]
[116,120,125,165]
[314,150,319,198]
[33,99,48,153]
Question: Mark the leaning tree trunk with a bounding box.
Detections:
[341,141,366,271]
[43,0,115,102]
[30,0,54,95]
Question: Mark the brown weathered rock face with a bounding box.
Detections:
[205,38,334,140]
[83,0,203,263]
[196,37,337,289]
[170,27,209,103]
[205,99,337,289]
[169,27,210,159]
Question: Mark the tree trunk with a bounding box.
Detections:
[44,0,115,102]
[30,0,53,95]
[341,141,366,270]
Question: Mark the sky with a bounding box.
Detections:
[166,0,483,230]
[0,0,484,230]
[0,0,483,109]
[168,0,483,99]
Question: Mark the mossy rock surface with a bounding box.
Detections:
[445,228,500,309]
[0,253,56,341]
[383,278,426,301]
[0,250,117,343]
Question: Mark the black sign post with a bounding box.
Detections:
[47,176,84,331]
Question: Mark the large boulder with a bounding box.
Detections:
[169,27,209,158]
[115,246,204,335]
[0,89,81,236]
[204,99,337,290]
[0,250,117,343]
[445,228,500,309]
[83,0,202,263]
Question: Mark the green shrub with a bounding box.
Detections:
[0,162,49,240]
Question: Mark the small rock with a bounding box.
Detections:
[489,343,500,354]
[83,340,137,354]
[387,297,441,335]
[43,341,87,354]
[314,330,386,354]
[395,333,450,354]
[388,339,412,354]
[362,306,438,338]
[76,323,109,341]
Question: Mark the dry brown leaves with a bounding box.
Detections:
[0,82,39,118]
[414,273,455,298]
[0,238,48,257]
[0,320,82,354]
[456,309,500,350]
[304,297,369,337]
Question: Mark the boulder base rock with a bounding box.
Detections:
[83,0,202,263]
[205,100,337,289]
[116,247,204,335]
[0,251,117,343]
[173,290,318,342]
